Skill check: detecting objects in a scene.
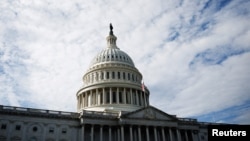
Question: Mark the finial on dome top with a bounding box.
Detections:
[110,23,113,31]
[109,23,113,35]
[107,23,117,48]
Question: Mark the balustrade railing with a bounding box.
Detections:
[0,105,79,118]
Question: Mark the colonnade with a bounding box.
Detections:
[77,87,149,110]
[81,124,198,141]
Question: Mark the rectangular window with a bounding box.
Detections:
[62,128,67,134]
[128,73,130,80]
[107,72,109,79]
[123,72,126,79]
[1,124,7,130]
[16,125,21,131]
[49,127,54,133]
[118,72,120,79]
[112,72,115,79]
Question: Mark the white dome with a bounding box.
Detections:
[77,24,150,113]
[89,47,135,68]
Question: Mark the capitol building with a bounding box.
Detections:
[0,24,211,141]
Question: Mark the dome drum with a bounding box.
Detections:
[82,68,142,87]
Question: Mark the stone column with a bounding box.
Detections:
[90,90,93,106]
[191,130,199,141]
[91,125,94,141]
[96,89,98,105]
[121,126,124,141]
[130,126,133,141]
[191,131,195,141]
[109,126,112,141]
[99,71,101,80]
[80,94,82,108]
[138,126,142,141]
[147,95,149,106]
[80,95,83,109]
[21,123,27,141]
[139,90,142,106]
[103,88,105,104]
[144,92,147,107]
[84,92,88,107]
[117,88,120,104]
[176,129,181,141]
[154,127,158,141]
[169,128,173,141]
[146,126,150,141]
[77,95,79,109]
[123,88,126,104]
[130,88,133,105]
[81,125,85,141]
[104,70,106,80]
[136,90,139,105]
[140,91,144,106]
[185,130,189,141]
[86,93,89,107]
[110,88,112,104]
[100,126,103,141]
[117,128,120,141]
[162,127,166,141]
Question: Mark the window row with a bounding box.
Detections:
[84,71,141,84]
[95,54,131,62]
[0,123,67,134]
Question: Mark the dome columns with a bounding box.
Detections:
[77,87,149,112]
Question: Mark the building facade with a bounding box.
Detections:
[0,25,210,141]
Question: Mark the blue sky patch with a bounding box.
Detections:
[202,0,232,12]
[194,101,250,124]
[189,46,248,66]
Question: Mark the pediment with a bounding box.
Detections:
[122,106,177,121]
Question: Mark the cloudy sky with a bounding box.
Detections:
[1,0,250,124]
